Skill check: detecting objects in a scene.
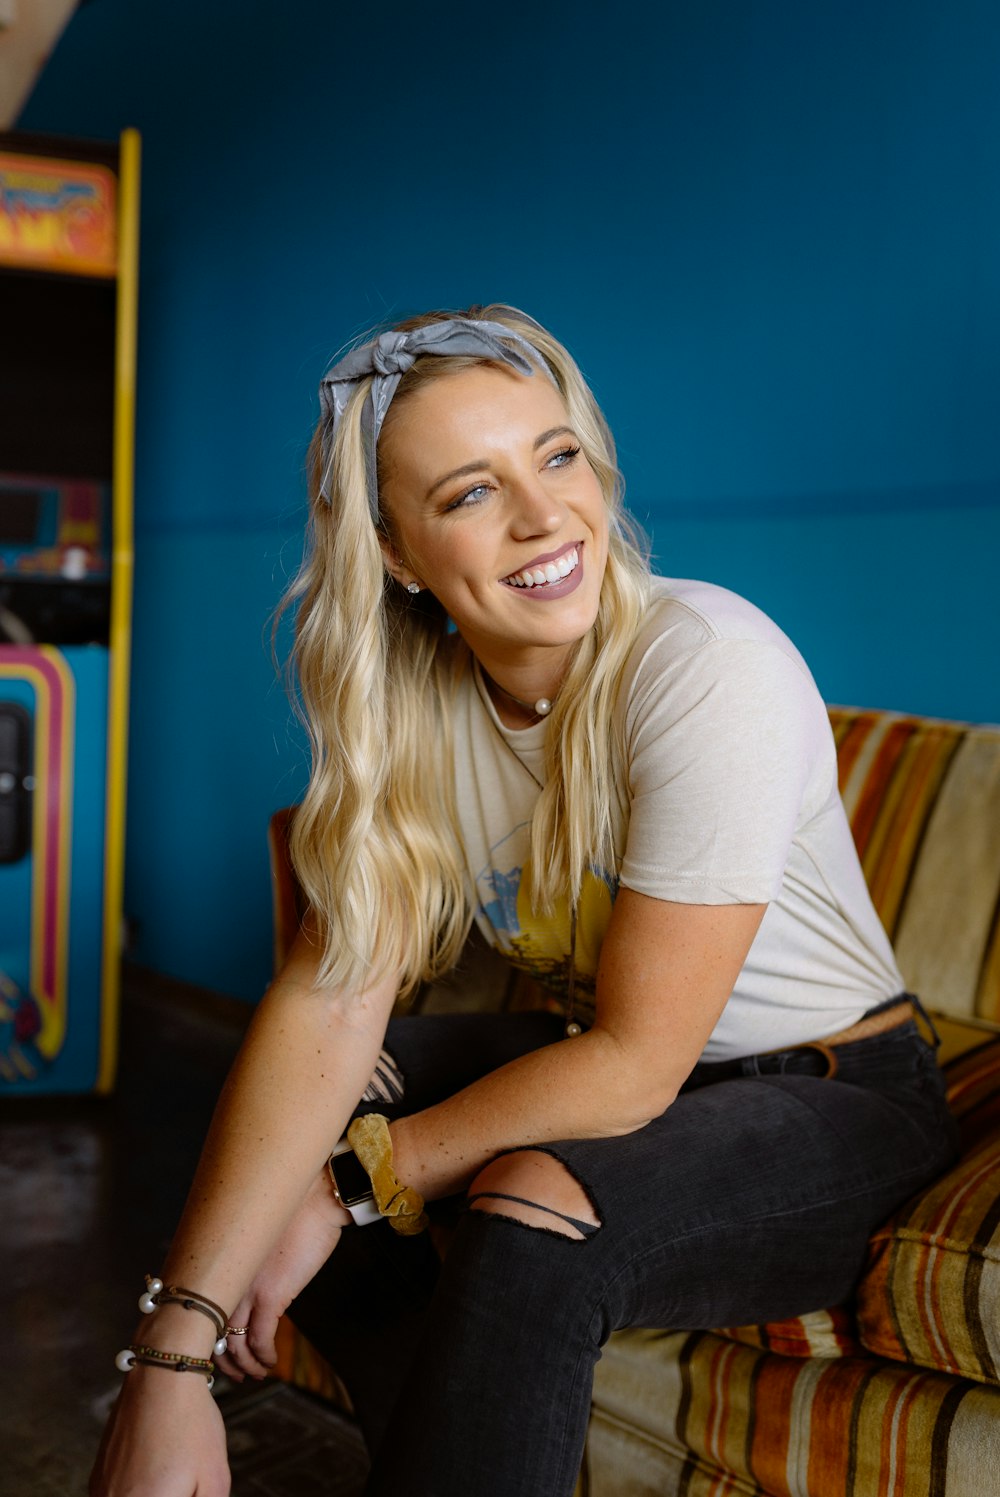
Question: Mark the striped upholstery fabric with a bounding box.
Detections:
[273,1313,352,1408]
[587,1327,1000,1497]
[936,1020,1000,1154]
[828,709,1000,1026]
[856,1032,1000,1387]
[720,1306,862,1360]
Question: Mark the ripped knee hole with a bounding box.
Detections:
[468,1150,601,1240]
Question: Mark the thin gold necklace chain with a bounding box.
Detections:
[565,905,580,1037]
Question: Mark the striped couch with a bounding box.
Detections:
[269,708,1000,1496]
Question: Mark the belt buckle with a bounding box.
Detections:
[788,1040,839,1080]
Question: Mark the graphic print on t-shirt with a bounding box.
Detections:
[475,825,617,1020]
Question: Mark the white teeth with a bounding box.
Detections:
[504,547,580,588]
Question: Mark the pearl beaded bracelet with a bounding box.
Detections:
[115,1343,215,1387]
[137,1273,231,1358]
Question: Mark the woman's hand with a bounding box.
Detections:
[89,1366,228,1497]
[90,1174,347,1494]
[216,1167,348,1382]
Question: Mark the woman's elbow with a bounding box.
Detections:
[630,1087,680,1132]
[606,1074,680,1135]
[587,1030,682,1133]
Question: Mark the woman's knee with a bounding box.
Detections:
[468,1149,601,1240]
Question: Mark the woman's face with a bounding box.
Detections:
[377,363,610,683]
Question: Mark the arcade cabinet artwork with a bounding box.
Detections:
[0,131,139,1093]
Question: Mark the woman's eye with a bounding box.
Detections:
[446,482,490,511]
[545,445,581,470]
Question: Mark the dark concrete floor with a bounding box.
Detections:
[0,966,369,1497]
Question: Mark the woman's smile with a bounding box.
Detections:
[501,540,583,591]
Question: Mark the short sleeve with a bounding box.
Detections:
[619,637,835,904]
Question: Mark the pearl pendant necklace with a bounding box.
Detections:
[485,671,555,721]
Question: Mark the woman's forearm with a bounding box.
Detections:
[141,930,399,1348]
[389,1024,665,1203]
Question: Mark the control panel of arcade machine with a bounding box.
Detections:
[0,473,111,644]
[0,473,111,864]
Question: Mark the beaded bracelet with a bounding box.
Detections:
[115,1343,215,1387]
[138,1274,230,1357]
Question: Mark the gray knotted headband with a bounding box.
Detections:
[318,317,547,520]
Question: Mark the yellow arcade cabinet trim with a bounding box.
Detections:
[98,127,140,1091]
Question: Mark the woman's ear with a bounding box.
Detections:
[377,531,421,593]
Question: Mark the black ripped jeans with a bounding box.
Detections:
[289,1003,958,1497]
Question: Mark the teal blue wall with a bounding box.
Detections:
[20,1,1000,1000]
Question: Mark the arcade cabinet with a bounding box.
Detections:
[0,130,139,1093]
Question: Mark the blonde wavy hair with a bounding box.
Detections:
[284,304,653,996]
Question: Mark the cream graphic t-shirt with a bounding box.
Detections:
[452,578,903,1062]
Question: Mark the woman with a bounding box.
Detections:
[92,306,957,1497]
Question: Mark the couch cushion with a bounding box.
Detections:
[720,1305,861,1360]
[856,1029,1000,1386]
[718,1016,1000,1367]
[588,1326,1000,1497]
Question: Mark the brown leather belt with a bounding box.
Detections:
[685,999,919,1091]
[777,999,916,1080]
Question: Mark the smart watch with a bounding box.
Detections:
[327,1138,382,1226]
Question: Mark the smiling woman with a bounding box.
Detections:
[91,306,959,1497]
[288,309,651,1002]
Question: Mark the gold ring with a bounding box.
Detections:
[225,1325,249,1335]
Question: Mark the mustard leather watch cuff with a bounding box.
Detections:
[333,1113,427,1235]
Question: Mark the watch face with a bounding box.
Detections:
[330,1148,374,1208]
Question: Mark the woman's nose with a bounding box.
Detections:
[508,479,563,539]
